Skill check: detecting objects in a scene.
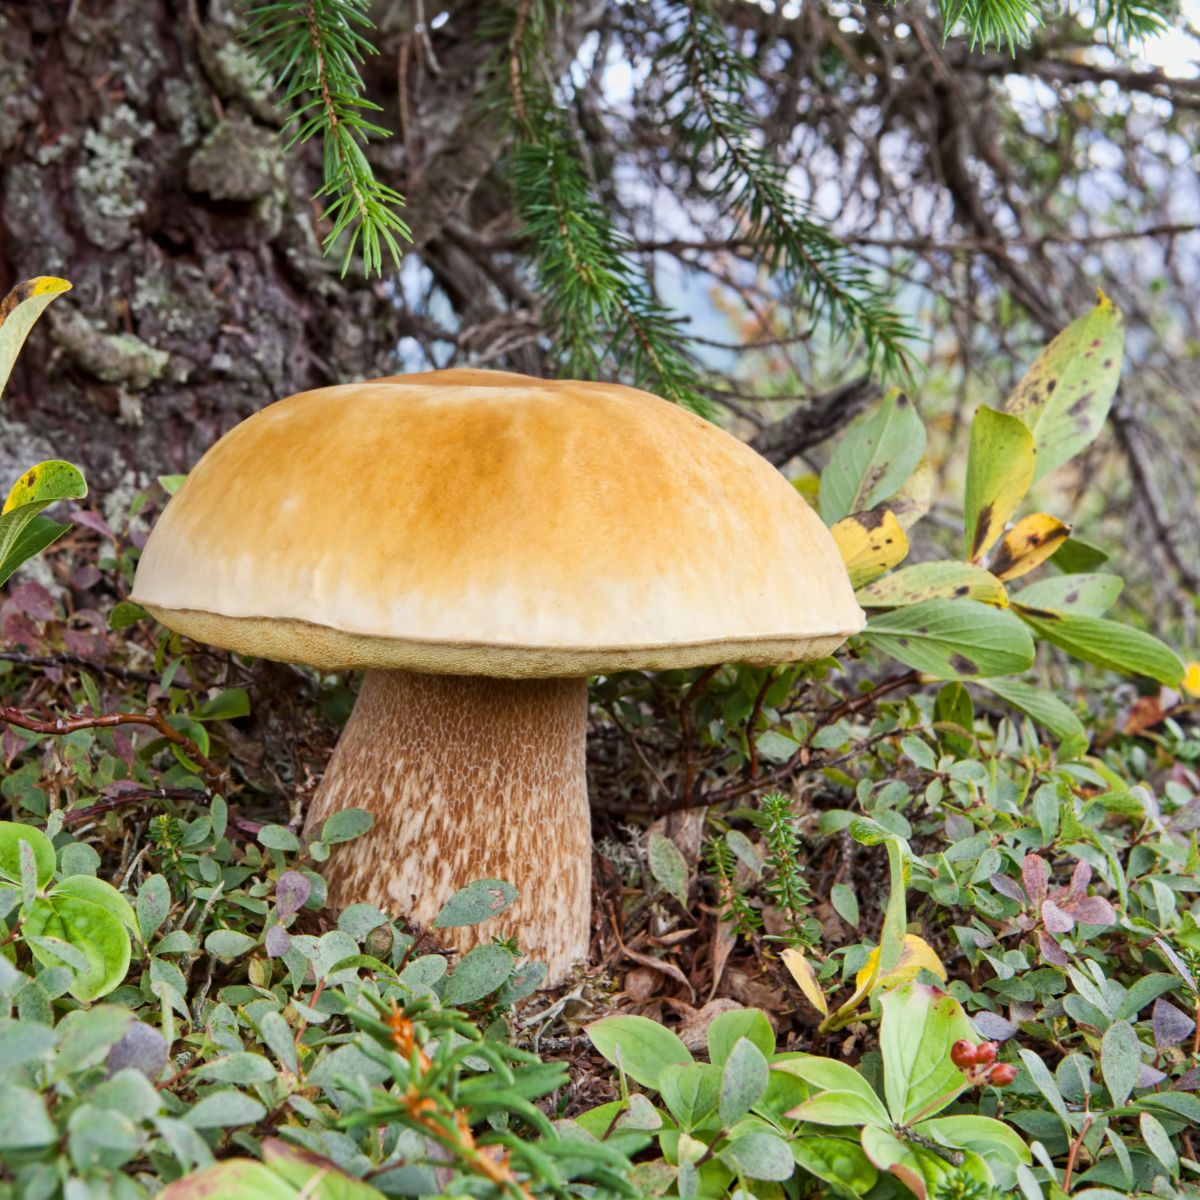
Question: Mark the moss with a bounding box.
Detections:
[73,105,154,249]
[186,114,282,202]
[50,310,170,391]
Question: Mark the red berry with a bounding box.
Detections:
[988,1063,1017,1086]
[950,1040,978,1069]
[974,1041,998,1066]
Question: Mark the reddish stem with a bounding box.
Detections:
[0,704,222,786]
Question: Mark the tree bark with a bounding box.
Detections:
[0,0,574,501]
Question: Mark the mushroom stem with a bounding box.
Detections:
[305,670,590,984]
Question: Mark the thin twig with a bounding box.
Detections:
[0,704,222,786]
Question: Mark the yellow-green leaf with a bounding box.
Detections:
[820,390,927,524]
[830,509,909,588]
[831,934,947,1024]
[987,513,1070,581]
[0,277,72,402]
[1004,291,1124,482]
[884,455,934,531]
[781,947,829,1017]
[0,461,88,588]
[963,406,1036,562]
[856,562,1008,609]
[3,460,88,516]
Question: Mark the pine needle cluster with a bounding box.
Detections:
[245,0,411,276]
[499,0,714,416]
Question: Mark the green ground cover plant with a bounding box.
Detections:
[0,271,1197,1200]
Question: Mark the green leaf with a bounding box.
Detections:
[433,878,518,927]
[184,1090,268,1129]
[195,688,251,721]
[647,833,689,906]
[658,1062,722,1128]
[55,1005,135,1075]
[195,1052,278,1086]
[964,406,1036,561]
[978,677,1087,743]
[790,1136,878,1197]
[258,824,301,852]
[137,874,171,943]
[586,1014,693,1089]
[1100,1020,1142,1108]
[440,943,513,1006]
[205,929,258,959]
[0,1018,56,1068]
[0,460,88,588]
[719,1036,769,1124]
[49,874,138,936]
[821,390,927,524]
[776,1057,890,1127]
[109,600,148,630]
[920,1114,1031,1165]
[707,1008,775,1066]
[25,891,132,1001]
[67,1102,142,1172]
[1014,606,1184,685]
[722,1130,794,1182]
[864,599,1035,679]
[786,1088,886,1128]
[1017,1048,1071,1128]
[0,277,72,401]
[0,1083,58,1150]
[857,561,1007,609]
[1139,1112,1179,1178]
[1012,572,1123,616]
[880,983,974,1125]
[0,821,55,887]
[1,515,71,585]
[830,883,860,927]
[861,1126,992,1199]
[158,474,187,496]
[1051,536,1109,573]
[1004,292,1124,481]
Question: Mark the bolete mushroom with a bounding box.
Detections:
[132,369,864,982]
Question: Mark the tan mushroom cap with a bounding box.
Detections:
[132,369,865,677]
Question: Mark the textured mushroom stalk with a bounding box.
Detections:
[304,670,590,984]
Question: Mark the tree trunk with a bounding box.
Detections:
[0,0,551,502]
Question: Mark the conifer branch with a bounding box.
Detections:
[246,0,411,276]
[666,0,917,380]
[500,1,714,416]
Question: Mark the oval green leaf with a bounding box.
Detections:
[863,599,1035,679]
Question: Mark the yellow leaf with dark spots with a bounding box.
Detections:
[886,455,934,531]
[831,509,908,588]
[988,514,1071,581]
[781,947,829,1016]
[856,561,1008,608]
[0,276,72,402]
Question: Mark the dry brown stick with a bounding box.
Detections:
[0,704,222,786]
